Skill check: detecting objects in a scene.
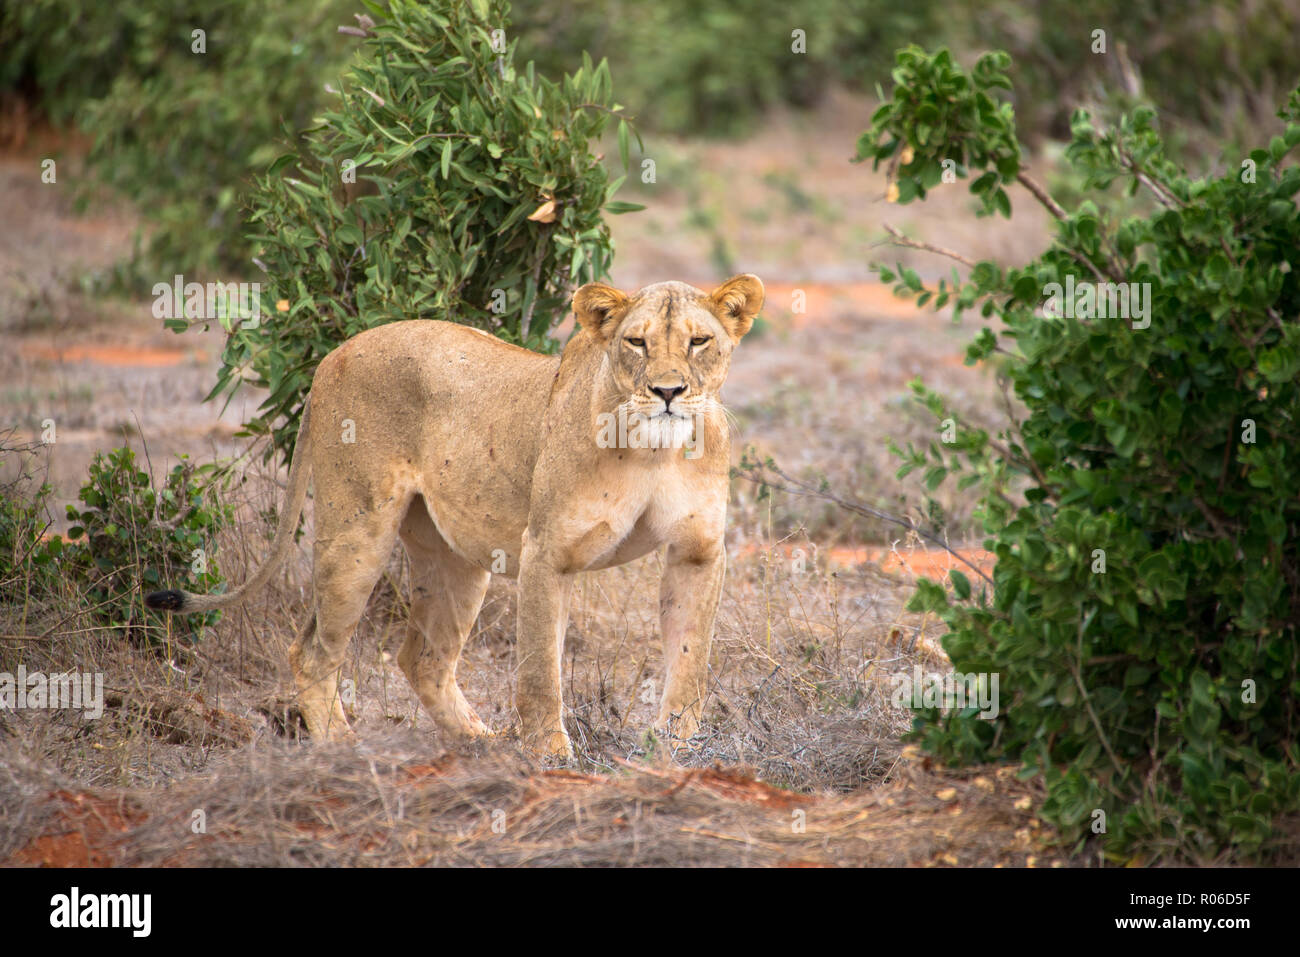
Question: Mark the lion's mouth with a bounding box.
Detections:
[597,404,702,451]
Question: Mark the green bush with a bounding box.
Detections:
[863,48,1300,862]
[1,0,357,279]
[0,442,230,641]
[514,0,945,136]
[0,442,63,613]
[1,2,144,126]
[965,0,1300,145]
[1,489,62,603]
[62,448,233,641]
[218,0,637,465]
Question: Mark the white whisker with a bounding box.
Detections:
[704,396,742,439]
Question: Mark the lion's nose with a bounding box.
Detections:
[650,383,686,408]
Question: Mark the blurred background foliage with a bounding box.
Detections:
[967,0,1300,145]
[511,0,944,136]
[3,0,1296,285]
[1,0,360,280]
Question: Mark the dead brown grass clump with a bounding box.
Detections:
[0,731,1062,867]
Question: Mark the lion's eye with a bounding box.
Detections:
[625,337,645,348]
[690,336,711,347]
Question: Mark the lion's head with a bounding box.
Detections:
[572,275,763,450]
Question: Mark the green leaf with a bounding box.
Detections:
[268,153,297,175]
[949,569,971,599]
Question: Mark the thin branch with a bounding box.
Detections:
[734,461,995,588]
[1017,170,1131,283]
[1016,170,1067,220]
[1085,652,1138,666]
[1070,612,1127,778]
[1117,149,1184,209]
[995,379,1052,492]
[1133,170,1182,208]
[1062,244,1114,285]
[880,223,977,268]
[1245,307,1284,350]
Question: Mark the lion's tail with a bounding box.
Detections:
[145,397,314,615]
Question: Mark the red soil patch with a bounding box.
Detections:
[9,790,144,867]
[18,343,199,367]
[399,752,464,783]
[735,543,995,579]
[761,281,928,328]
[629,764,815,811]
[523,763,810,809]
[853,545,994,578]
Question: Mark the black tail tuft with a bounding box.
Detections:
[145,589,186,611]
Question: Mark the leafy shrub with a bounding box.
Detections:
[1,488,61,602]
[1,0,357,278]
[965,0,1300,146]
[514,0,945,136]
[862,48,1300,862]
[0,2,141,126]
[855,47,1022,217]
[0,441,230,641]
[62,448,232,641]
[219,0,637,464]
[0,439,63,614]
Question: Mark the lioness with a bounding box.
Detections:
[146,275,763,757]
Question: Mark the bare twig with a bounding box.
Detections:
[880,223,977,268]
[734,461,995,588]
[1015,171,1067,220]
[1069,612,1126,779]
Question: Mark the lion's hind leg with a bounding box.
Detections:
[291,505,404,741]
[396,495,492,740]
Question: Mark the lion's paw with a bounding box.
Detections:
[522,727,574,761]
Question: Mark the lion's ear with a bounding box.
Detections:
[573,282,629,339]
[708,274,764,342]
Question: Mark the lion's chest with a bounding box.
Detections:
[571,456,719,571]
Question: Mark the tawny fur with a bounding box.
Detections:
[147,275,763,757]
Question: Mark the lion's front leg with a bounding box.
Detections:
[655,543,725,747]
[515,538,575,758]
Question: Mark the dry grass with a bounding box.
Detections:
[1,732,1064,867]
[2,456,949,787]
[0,454,1047,866]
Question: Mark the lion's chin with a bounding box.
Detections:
[645,412,696,450]
[595,407,700,451]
